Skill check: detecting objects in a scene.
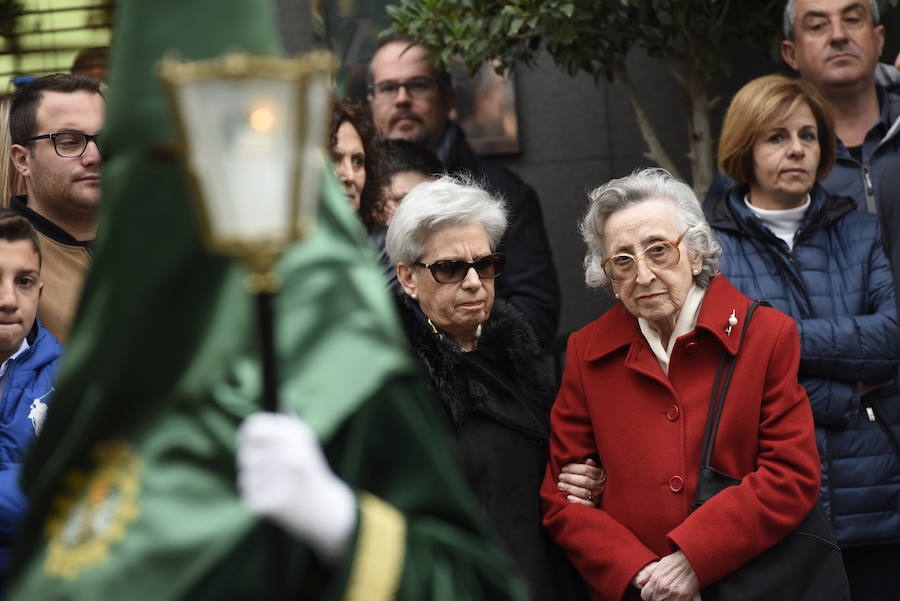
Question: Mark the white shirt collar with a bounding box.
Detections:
[0,337,31,380]
[638,283,706,375]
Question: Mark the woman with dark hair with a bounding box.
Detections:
[380,138,444,223]
[329,99,387,228]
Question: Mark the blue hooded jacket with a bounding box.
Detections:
[0,321,61,586]
[707,183,900,547]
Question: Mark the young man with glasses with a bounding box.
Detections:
[8,74,105,344]
[368,37,561,348]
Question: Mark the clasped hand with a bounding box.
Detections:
[633,550,701,601]
[557,458,606,506]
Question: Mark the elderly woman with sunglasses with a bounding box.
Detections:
[541,168,820,601]
[387,175,596,601]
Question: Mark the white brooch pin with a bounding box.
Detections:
[725,310,738,336]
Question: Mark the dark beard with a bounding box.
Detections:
[407,128,429,146]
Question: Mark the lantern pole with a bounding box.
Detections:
[246,270,280,413]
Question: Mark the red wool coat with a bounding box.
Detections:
[541,275,820,601]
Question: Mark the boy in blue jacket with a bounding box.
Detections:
[0,209,62,591]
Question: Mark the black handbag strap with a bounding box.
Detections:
[698,300,767,469]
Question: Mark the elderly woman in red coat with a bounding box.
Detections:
[541,168,821,601]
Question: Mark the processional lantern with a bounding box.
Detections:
[160,50,336,411]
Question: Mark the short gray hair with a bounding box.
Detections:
[386,174,508,265]
[581,168,721,289]
[783,0,879,40]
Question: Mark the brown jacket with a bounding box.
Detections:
[11,196,91,344]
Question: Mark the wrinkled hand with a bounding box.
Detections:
[558,458,606,506]
[633,561,658,589]
[640,551,700,601]
[236,412,357,562]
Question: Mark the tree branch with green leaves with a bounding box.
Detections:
[386,0,897,197]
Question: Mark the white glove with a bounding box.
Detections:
[236,412,357,562]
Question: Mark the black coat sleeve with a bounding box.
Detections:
[446,131,561,347]
[877,158,900,380]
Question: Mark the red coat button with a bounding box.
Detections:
[666,405,680,421]
[684,342,699,354]
[669,475,684,493]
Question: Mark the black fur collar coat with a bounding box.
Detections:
[396,295,554,437]
[395,294,585,601]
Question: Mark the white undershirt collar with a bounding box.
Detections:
[638,283,706,375]
[0,337,31,394]
[743,193,810,251]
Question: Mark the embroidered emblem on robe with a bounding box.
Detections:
[44,441,143,579]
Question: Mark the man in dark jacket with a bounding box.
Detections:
[367,37,560,346]
[0,210,62,596]
[706,0,900,213]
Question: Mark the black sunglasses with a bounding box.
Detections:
[414,253,506,284]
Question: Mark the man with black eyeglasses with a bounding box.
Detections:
[368,36,561,348]
[8,74,105,344]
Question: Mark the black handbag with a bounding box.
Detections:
[693,301,850,601]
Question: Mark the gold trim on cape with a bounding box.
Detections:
[343,492,406,601]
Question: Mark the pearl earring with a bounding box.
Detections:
[692,268,699,275]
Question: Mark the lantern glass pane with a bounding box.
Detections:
[297,71,330,230]
[176,77,298,245]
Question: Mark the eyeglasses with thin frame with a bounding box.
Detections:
[414,253,505,284]
[369,76,438,102]
[601,229,690,283]
[23,131,103,158]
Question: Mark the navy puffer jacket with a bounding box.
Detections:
[707,183,900,547]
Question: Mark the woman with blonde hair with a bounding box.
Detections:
[0,96,26,207]
[708,73,900,601]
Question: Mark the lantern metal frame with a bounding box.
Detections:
[159,50,337,283]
